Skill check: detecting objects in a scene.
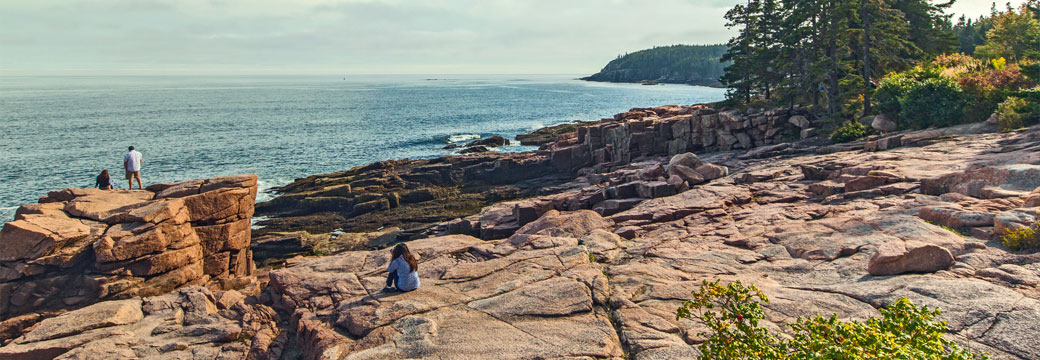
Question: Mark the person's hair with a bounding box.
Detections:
[97,170,110,188]
[391,243,418,272]
[128,146,135,151]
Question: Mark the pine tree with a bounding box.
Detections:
[721,0,761,103]
[855,0,915,114]
[975,4,1040,62]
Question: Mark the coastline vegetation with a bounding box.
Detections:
[677,280,989,359]
[719,0,1040,137]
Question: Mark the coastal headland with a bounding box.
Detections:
[1,104,1040,359]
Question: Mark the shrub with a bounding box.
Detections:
[830,121,869,143]
[677,280,989,360]
[873,66,967,129]
[1001,223,1040,252]
[899,77,967,129]
[676,280,786,360]
[996,96,1029,131]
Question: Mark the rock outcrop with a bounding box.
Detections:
[0,175,259,322]
[8,103,1040,359]
[243,119,1040,359]
[255,104,808,249]
[0,287,280,360]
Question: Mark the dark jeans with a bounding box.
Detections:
[385,272,415,292]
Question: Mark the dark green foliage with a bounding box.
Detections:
[677,280,990,360]
[873,66,966,129]
[899,77,966,129]
[954,14,995,55]
[830,120,869,142]
[1021,62,1040,81]
[719,0,956,117]
[582,45,728,86]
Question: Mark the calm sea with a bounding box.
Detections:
[0,75,726,221]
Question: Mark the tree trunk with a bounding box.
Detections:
[861,1,873,115]
[826,5,840,115]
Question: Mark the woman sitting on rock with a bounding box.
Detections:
[95,169,115,190]
[383,243,420,292]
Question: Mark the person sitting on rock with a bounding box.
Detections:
[383,243,420,292]
[95,169,115,190]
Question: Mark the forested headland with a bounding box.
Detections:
[581,44,729,87]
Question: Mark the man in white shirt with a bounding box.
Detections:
[124,146,143,190]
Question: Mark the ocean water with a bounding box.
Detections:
[0,75,726,222]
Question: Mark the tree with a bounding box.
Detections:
[855,0,915,114]
[721,0,762,103]
[975,4,1040,62]
[891,0,958,57]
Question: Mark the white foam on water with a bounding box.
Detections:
[256,177,293,203]
[0,206,18,223]
[446,134,482,143]
[250,215,270,230]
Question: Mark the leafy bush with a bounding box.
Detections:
[676,280,786,359]
[677,280,989,360]
[830,121,869,143]
[873,66,967,129]
[996,96,1029,131]
[900,77,967,129]
[1001,223,1040,252]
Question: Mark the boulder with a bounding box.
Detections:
[514,210,611,238]
[788,115,810,128]
[868,240,955,276]
[465,136,509,148]
[872,114,897,132]
[667,164,705,185]
[667,152,703,169]
[694,163,729,181]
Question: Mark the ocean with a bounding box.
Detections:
[0,75,726,222]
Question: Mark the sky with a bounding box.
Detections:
[0,0,1027,76]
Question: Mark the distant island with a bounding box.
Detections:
[581,44,728,87]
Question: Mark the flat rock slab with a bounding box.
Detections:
[16,299,143,344]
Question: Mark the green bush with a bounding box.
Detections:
[873,66,967,129]
[996,96,1029,131]
[899,77,967,129]
[874,66,944,116]
[829,121,869,143]
[677,280,989,360]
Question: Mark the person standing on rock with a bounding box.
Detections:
[383,243,420,292]
[124,145,143,190]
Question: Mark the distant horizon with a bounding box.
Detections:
[0,0,1026,76]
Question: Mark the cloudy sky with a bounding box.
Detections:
[0,0,1024,75]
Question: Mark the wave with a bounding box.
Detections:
[444,134,482,144]
[0,206,19,223]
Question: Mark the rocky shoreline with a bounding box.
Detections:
[2,103,1040,358]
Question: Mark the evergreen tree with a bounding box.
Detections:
[721,0,761,103]
[855,0,915,114]
[975,4,1040,61]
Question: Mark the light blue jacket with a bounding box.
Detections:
[388,257,420,291]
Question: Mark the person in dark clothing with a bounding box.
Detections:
[96,169,115,190]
